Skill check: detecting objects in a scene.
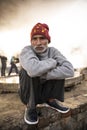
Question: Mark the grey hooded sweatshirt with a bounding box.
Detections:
[19,46,74,80]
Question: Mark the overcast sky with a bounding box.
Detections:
[0,0,87,68]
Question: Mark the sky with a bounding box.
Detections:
[0,0,87,68]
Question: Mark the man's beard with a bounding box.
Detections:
[32,45,47,53]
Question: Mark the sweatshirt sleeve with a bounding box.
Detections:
[19,46,57,77]
[46,48,74,80]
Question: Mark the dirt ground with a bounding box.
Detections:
[0,79,87,129]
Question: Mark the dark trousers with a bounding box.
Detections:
[1,65,6,76]
[19,68,65,107]
[8,63,19,75]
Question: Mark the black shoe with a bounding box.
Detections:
[46,99,70,113]
[24,108,39,125]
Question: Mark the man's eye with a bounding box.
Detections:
[40,37,46,40]
[32,37,37,40]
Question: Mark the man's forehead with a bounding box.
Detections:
[32,35,45,38]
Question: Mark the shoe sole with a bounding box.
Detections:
[46,104,70,113]
[24,117,39,125]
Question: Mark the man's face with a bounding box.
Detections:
[31,35,48,53]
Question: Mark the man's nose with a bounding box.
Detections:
[37,38,41,45]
